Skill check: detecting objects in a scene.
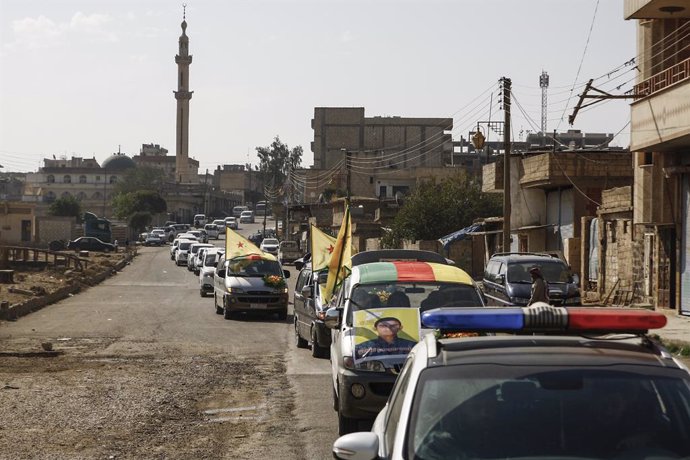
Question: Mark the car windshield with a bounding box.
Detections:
[227,258,283,277]
[408,365,690,460]
[204,254,217,266]
[179,241,192,250]
[349,282,481,314]
[507,260,571,284]
[263,238,279,245]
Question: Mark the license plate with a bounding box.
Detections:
[250,304,267,309]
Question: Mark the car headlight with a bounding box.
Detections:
[227,287,244,294]
[343,356,386,373]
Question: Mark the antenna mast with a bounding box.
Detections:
[539,71,549,134]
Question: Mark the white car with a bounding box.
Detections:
[260,238,279,255]
[224,216,238,230]
[187,243,214,271]
[174,239,195,266]
[331,306,689,459]
[239,210,255,224]
[204,223,220,239]
[199,248,224,297]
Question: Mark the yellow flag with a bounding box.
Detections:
[323,204,352,302]
[310,224,337,272]
[225,227,262,259]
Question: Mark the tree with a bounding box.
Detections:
[114,167,165,194]
[381,175,502,248]
[129,211,153,233]
[112,190,167,221]
[49,196,82,222]
[256,136,303,189]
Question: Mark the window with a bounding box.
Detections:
[63,175,71,184]
[109,175,117,184]
[384,355,415,453]
[47,175,55,183]
[79,175,87,184]
[76,192,87,201]
[45,191,56,202]
[92,192,102,199]
[61,191,71,198]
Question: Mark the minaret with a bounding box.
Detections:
[174,6,193,183]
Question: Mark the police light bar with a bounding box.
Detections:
[421,304,667,334]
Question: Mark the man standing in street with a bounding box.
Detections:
[528,266,549,305]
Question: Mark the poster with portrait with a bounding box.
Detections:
[353,307,421,364]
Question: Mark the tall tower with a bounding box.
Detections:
[174,7,193,183]
[539,71,549,134]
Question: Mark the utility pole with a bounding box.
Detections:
[342,148,352,200]
[501,77,512,253]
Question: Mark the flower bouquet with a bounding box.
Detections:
[263,274,286,289]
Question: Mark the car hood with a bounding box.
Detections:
[225,276,283,292]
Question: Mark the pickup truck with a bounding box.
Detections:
[278,241,302,265]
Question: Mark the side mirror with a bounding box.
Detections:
[294,259,304,271]
[333,432,379,460]
[496,274,505,284]
[324,307,341,329]
[216,269,226,278]
[301,285,312,299]
[283,270,291,279]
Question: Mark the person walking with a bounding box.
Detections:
[528,266,549,305]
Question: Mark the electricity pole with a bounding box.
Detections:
[501,77,512,253]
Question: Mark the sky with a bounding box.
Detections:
[0,0,637,174]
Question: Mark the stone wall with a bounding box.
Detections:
[36,216,76,245]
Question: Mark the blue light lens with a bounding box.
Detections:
[422,308,525,331]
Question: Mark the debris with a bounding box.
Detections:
[41,342,53,351]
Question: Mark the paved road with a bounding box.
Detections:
[0,219,338,459]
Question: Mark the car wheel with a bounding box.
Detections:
[294,317,308,349]
[214,294,223,315]
[223,296,235,320]
[200,289,205,298]
[311,328,329,359]
[332,386,339,412]
[337,411,360,436]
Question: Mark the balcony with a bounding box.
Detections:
[519,152,632,189]
[630,58,690,151]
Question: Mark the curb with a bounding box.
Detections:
[1,251,135,322]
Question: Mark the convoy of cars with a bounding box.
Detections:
[138,221,690,456]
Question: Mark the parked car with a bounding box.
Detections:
[204,223,220,240]
[144,234,164,247]
[213,253,290,320]
[481,252,581,307]
[67,237,116,252]
[239,210,255,224]
[293,261,330,358]
[332,306,689,460]
[325,249,485,435]
[278,240,301,264]
[260,237,279,255]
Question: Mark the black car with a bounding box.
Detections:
[143,235,164,247]
[482,252,581,306]
[67,237,116,252]
[293,260,330,358]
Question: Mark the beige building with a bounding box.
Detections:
[625,1,690,314]
[132,143,198,181]
[301,107,457,201]
[0,201,36,244]
[23,154,135,219]
[213,164,262,205]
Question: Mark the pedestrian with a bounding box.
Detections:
[528,265,549,305]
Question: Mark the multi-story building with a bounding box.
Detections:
[625,1,690,314]
[132,143,199,182]
[213,164,262,205]
[303,107,457,201]
[24,154,135,218]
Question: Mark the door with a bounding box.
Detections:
[21,220,31,242]
[681,177,690,315]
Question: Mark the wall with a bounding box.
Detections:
[35,216,76,244]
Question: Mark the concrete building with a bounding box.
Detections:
[624,1,690,314]
[213,164,262,205]
[302,107,458,201]
[23,154,135,219]
[483,147,633,275]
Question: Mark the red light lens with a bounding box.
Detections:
[567,308,667,331]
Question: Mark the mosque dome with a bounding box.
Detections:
[101,153,136,171]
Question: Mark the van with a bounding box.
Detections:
[204,223,219,239]
[324,250,486,434]
[232,206,248,218]
[213,253,291,320]
[193,214,207,228]
[481,252,581,306]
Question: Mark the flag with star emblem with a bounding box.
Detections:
[323,204,352,302]
[310,224,337,272]
[225,227,262,259]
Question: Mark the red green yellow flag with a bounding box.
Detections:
[323,204,352,302]
[225,227,262,259]
[310,224,337,272]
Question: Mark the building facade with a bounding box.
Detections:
[625,1,690,314]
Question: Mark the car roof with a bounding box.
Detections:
[351,261,473,285]
[351,249,449,266]
[430,335,682,370]
[489,252,564,264]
